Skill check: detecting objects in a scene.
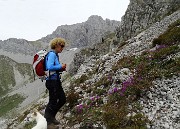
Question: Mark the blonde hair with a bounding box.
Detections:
[50,38,66,49]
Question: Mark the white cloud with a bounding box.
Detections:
[0,0,129,41]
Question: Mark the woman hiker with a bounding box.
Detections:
[44,38,67,127]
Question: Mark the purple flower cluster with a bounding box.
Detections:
[147,54,153,61]
[90,95,100,101]
[76,76,135,113]
[76,104,84,112]
[150,44,167,52]
[107,74,112,81]
[120,76,134,96]
[138,76,143,81]
[76,95,101,113]
[108,87,119,94]
[156,44,166,50]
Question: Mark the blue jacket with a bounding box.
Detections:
[45,50,62,80]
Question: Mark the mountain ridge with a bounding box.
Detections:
[0,15,119,58]
[38,15,120,47]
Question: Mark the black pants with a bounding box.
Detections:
[45,80,66,122]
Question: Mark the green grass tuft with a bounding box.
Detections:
[152,19,180,47]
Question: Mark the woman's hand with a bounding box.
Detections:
[61,63,67,71]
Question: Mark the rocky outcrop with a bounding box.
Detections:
[116,0,180,42]
[39,15,120,47]
[68,33,116,75]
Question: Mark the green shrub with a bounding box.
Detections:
[94,76,113,88]
[112,56,137,72]
[23,121,36,129]
[102,92,148,129]
[18,110,31,123]
[93,88,106,96]
[152,19,180,47]
[153,45,179,60]
[74,74,88,85]
[66,90,80,109]
[102,95,127,128]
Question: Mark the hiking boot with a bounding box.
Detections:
[47,123,59,129]
[52,118,60,125]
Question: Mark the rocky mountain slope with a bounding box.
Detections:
[61,11,180,129]
[68,32,117,75]
[3,1,180,129]
[70,0,180,75]
[39,15,120,47]
[116,0,180,42]
[10,8,180,129]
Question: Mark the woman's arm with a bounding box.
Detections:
[46,52,62,71]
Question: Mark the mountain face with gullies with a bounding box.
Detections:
[38,15,120,47]
[0,55,33,124]
[0,55,33,97]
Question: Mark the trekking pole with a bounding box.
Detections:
[33,69,36,81]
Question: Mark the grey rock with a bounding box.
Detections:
[39,15,120,48]
[167,94,174,100]
[141,76,180,129]
[116,0,180,42]
[164,123,170,129]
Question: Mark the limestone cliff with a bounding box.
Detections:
[116,0,180,42]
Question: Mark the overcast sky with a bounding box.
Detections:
[0,0,129,41]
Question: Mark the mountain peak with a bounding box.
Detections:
[87,15,104,21]
[39,15,120,47]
